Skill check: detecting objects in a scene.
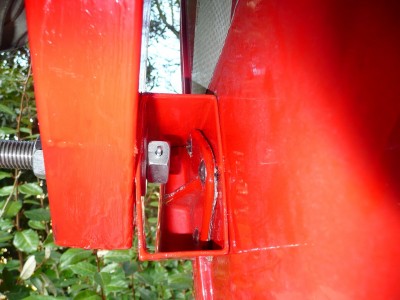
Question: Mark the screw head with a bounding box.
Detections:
[199,160,206,184]
[155,145,163,157]
[186,137,192,156]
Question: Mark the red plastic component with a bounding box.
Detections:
[136,93,228,260]
[187,0,400,298]
[25,0,143,249]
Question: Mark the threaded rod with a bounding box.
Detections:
[0,140,35,170]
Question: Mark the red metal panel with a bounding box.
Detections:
[194,0,400,298]
[25,0,143,249]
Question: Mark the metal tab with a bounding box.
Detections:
[147,141,170,183]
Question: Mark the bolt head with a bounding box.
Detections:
[198,160,206,184]
[32,149,45,179]
[186,137,192,157]
[147,141,170,184]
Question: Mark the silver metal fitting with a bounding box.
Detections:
[0,139,34,169]
[186,137,192,157]
[32,138,45,179]
[0,137,45,179]
[147,141,170,184]
[198,160,206,184]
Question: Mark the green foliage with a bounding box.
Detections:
[0,46,193,299]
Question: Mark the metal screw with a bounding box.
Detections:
[0,140,35,169]
[0,137,46,179]
[199,160,206,184]
[155,145,163,157]
[186,137,192,157]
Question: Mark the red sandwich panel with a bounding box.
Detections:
[194,0,400,298]
[25,0,143,249]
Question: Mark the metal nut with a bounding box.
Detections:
[147,141,170,183]
[32,138,45,179]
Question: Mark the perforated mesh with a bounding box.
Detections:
[192,0,232,93]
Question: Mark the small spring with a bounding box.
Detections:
[0,140,34,170]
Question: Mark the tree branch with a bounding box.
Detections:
[155,0,179,39]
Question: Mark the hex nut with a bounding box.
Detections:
[32,138,45,179]
[147,141,170,184]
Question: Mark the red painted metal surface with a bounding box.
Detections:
[191,0,400,298]
[136,93,228,260]
[159,129,217,250]
[24,0,400,297]
[25,0,143,249]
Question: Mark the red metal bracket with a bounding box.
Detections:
[136,93,228,260]
[157,129,217,251]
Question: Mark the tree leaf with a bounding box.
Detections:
[0,171,12,180]
[167,273,193,290]
[103,250,132,263]
[69,283,91,294]
[59,248,93,270]
[148,217,157,224]
[0,200,22,218]
[43,233,57,249]
[5,259,20,271]
[20,255,36,280]
[100,262,119,274]
[0,127,17,135]
[4,289,31,299]
[0,218,14,231]
[138,287,157,300]
[13,229,39,253]
[122,261,138,276]
[40,273,58,296]
[69,261,97,277]
[149,201,159,207]
[104,273,129,293]
[24,296,65,300]
[0,103,15,116]
[19,127,32,134]
[94,271,111,288]
[28,220,46,230]
[30,276,44,293]
[0,185,14,196]
[135,273,153,286]
[24,208,50,221]
[23,199,41,206]
[73,290,102,300]
[0,231,13,243]
[58,278,80,288]
[19,183,43,195]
